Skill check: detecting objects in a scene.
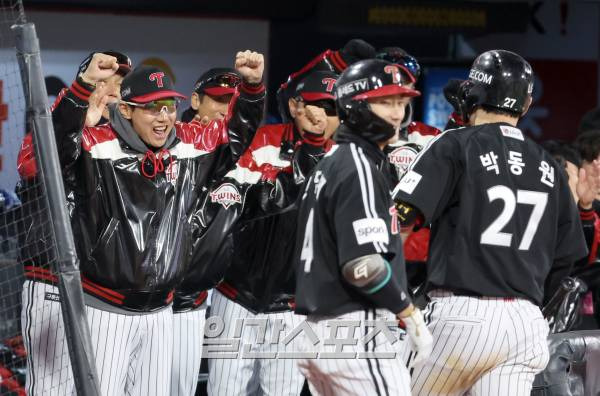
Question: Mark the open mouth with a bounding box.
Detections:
[152,125,168,139]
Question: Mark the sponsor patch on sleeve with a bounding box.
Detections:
[352,218,389,245]
[499,125,524,141]
[396,170,422,194]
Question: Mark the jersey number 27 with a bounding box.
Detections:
[480,185,548,251]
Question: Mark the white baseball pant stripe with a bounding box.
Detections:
[21,280,173,396]
[408,290,550,396]
[170,307,206,396]
[207,290,305,396]
[298,308,411,396]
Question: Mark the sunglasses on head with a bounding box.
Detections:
[195,73,242,91]
[123,98,179,115]
[378,53,421,81]
[305,99,337,117]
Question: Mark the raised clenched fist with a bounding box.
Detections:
[80,53,119,86]
[295,103,327,136]
[235,50,264,85]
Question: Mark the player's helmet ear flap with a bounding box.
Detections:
[400,101,413,130]
[334,59,420,143]
[457,80,482,122]
[460,50,533,121]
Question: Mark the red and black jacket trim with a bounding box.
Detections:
[69,77,94,102]
[25,266,175,312]
[579,205,600,264]
[240,82,265,95]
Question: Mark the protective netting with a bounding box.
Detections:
[0,2,63,394]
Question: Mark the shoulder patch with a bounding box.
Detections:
[396,170,422,195]
[352,218,389,245]
[210,183,242,209]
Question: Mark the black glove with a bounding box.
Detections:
[338,39,376,66]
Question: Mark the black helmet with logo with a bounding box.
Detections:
[334,59,420,143]
[375,47,421,82]
[458,50,533,121]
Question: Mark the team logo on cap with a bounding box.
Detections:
[210,183,242,209]
[388,145,419,177]
[322,77,336,92]
[149,72,165,88]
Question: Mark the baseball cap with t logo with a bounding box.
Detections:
[121,65,186,104]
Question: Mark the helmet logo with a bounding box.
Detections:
[336,78,368,98]
[322,77,336,93]
[469,69,493,84]
[384,65,400,84]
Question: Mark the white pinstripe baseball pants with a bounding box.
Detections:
[408,290,550,396]
[298,308,412,396]
[207,290,305,396]
[170,306,206,396]
[21,280,173,396]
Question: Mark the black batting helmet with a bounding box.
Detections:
[375,47,421,82]
[335,59,420,143]
[457,50,533,120]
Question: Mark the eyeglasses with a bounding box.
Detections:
[305,99,337,117]
[195,73,241,92]
[123,99,179,115]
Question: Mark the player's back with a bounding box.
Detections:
[412,122,583,304]
[294,141,403,316]
[294,144,358,315]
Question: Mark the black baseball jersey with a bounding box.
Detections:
[294,132,411,316]
[393,122,588,305]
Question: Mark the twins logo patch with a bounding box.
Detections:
[388,145,419,176]
[210,183,242,209]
